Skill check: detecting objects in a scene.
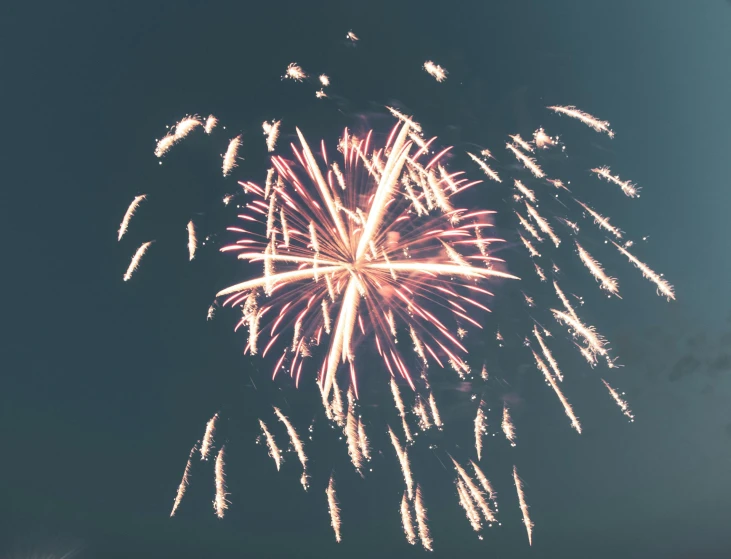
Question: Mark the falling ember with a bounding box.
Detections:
[612,241,675,300]
[532,350,582,433]
[123,241,152,282]
[204,115,218,134]
[326,474,342,543]
[390,379,413,443]
[284,62,307,81]
[575,199,623,240]
[170,444,197,517]
[207,304,216,321]
[401,491,417,545]
[467,152,502,183]
[525,202,560,246]
[316,89,328,99]
[481,363,489,381]
[423,60,448,82]
[357,417,371,461]
[533,325,564,382]
[428,392,443,429]
[502,404,516,446]
[174,116,202,140]
[262,120,281,152]
[346,30,359,42]
[506,143,545,178]
[575,241,619,296]
[470,460,497,504]
[187,220,197,261]
[155,134,177,158]
[509,134,534,153]
[414,485,434,551]
[514,179,536,202]
[602,379,635,421]
[451,457,495,523]
[591,166,639,198]
[319,74,330,87]
[213,446,229,518]
[118,195,146,241]
[259,419,283,471]
[274,407,309,489]
[513,465,534,546]
[222,135,242,177]
[456,479,482,532]
[551,308,607,359]
[388,426,414,500]
[533,127,557,149]
[345,397,363,472]
[548,105,614,138]
[474,402,487,461]
[200,412,219,461]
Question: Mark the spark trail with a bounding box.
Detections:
[123,241,152,281]
[326,474,342,542]
[602,379,635,421]
[513,465,534,546]
[389,426,414,500]
[532,350,582,433]
[533,325,563,381]
[214,446,228,518]
[401,491,417,545]
[222,135,242,177]
[259,419,283,470]
[170,444,197,517]
[548,105,614,138]
[575,241,619,296]
[274,407,309,489]
[502,404,516,446]
[200,412,219,461]
[591,166,639,198]
[187,220,197,261]
[414,485,433,551]
[612,241,675,300]
[423,61,447,82]
[474,401,487,461]
[118,195,146,241]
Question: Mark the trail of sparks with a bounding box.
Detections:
[591,166,639,198]
[502,404,516,446]
[326,474,342,542]
[551,308,607,360]
[510,134,534,153]
[345,392,363,473]
[576,199,623,239]
[414,485,433,551]
[389,426,414,500]
[532,350,582,433]
[401,491,417,545]
[470,460,497,505]
[506,143,545,178]
[262,120,281,152]
[548,105,614,138]
[525,202,560,246]
[123,241,152,281]
[390,379,413,443]
[222,135,242,177]
[118,195,146,241]
[456,479,482,532]
[187,220,197,261]
[513,465,534,546]
[474,401,487,461]
[533,325,563,382]
[612,241,675,300]
[602,379,635,421]
[284,62,307,81]
[423,61,447,82]
[451,457,495,523]
[274,407,309,489]
[428,392,443,429]
[357,417,371,461]
[346,30,359,42]
[575,241,619,296]
[259,419,283,471]
[174,116,202,140]
[205,115,218,134]
[467,152,501,182]
[170,444,197,517]
[200,412,219,460]
[214,446,228,518]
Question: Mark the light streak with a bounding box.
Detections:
[467,152,501,183]
[502,404,516,446]
[533,325,563,382]
[259,419,283,470]
[401,491,417,545]
[274,407,309,489]
[200,412,219,460]
[388,426,414,500]
[123,241,152,281]
[602,378,635,421]
[214,446,229,518]
[170,444,197,517]
[262,120,281,152]
[612,241,675,300]
[575,241,619,296]
[423,61,447,82]
[506,143,545,178]
[205,115,218,134]
[187,220,197,260]
[513,465,534,545]
[118,195,146,241]
[591,166,639,198]
[326,474,342,542]
[532,350,582,433]
[548,105,614,138]
[414,485,433,551]
[222,135,242,176]
[474,401,487,461]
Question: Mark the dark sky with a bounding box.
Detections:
[2,1,731,558]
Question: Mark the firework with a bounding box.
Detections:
[214,446,228,518]
[533,127,557,149]
[506,143,545,178]
[602,379,635,421]
[346,30,359,42]
[551,308,607,360]
[591,166,639,198]
[513,465,533,546]
[118,195,146,241]
[389,426,414,500]
[456,479,482,532]
[509,134,534,153]
[575,199,623,239]
[413,396,432,431]
[532,350,582,433]
[200,412,219,460]
[467,152,502,182]
[470,460,497,504]
[187,220,197,261]
[155,134,177,158]
[316,89,327,99]
[548,105,614,138]
[222,135,242,176]
[319,74,330,87]
[259,419,283,470]
[174,116,202,140]
[274,407,309,489]
[501,404,516,446]
[123,241,152,281]
[525,202,560,246]
[262,120,281,152]
[326,474,342,542]
[401,491,417,545]
[205,115,218,134]
[513,179,536,202]
[575,241,619,296]
[390,378,413,443]
[207,304,216,321]
[428,392,443,429]
[414,485,433,551]
[451,456,495,523]
[533,325,563,382]
[612,241,675,300]
[345,393,363,472]
[423,61,447,82]
[474,401,487,461]
[357,417,371,461]
[171,444,197,517]
[284,62,307,81]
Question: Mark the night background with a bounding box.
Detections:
[2,1,731,557]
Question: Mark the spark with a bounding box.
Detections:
[207,304,216,321]
[516,211,543,242]
[118,195,146,241]
[357,417,371,461]
[413,396,432,431]
[612,241,675,300]
[510,134,534,153]
[262,120,281,152]
[154,134,177,158]
[174,116,201,140]
[533,127,557,149]
[274,407,309,489]
[474,401,487,461]
[451,456,495,523]
[326,474,342,542]
[346,30,359,42]
[205,115,218,134]
[575,199,623,239]
[316,89,328,99]
[534,262,547,282]
[602,378,635,421]
[284,62,307,81]
[481,363,488,380]
[391,378,413,443]
[259,419,283,471]
[428,392,443,429]
[470,460,497,504]
[525,202,560,246]
[467,152,501,182]
[200,412,219,460]
[575,241,619,296]
[222,135,242,177]
[514,179,536,202]
[214,446,229,518]
[502,404,516,446]
[401,491,417,545]
[551,308,607,360]
[187,220,197,261]
[170,444,197,517]
[423,61,447,82]
[457,327,467,340]
[533,325,563,381]
[388,426,414,500]
[553,281,579,321]
[319,74,330,87]
[456,479,482,532]
[532,350,582,433]
[506,143,545,178]
[548,105,614,138]
[414,485,434,551]
[547,178,569,191]
[513,465,534,546]
[123,241,152,281]
[345,391,363,472]
[591,166,639,198]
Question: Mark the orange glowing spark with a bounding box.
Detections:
[326,474,342,542]
[467,152,501,182]
[506,143,545,178]
[532,350,582,433]
[259,419,283,471]
[612,241,675,300]
[428,392,443,429]
[222,135,242,177]
[423,61,447,82]
[510,134,534,153]
[414,485,433,551]
[451,457,495,523]
[170,444,197,517]
[513,465,534,546]
[391,378,413,443]
[548,105,614,138]
[214,446,229,518]
[123,241,152,281]
[346,30,359,42]
[591,166,639,198]
[474,401,487,461]
[357,417,371,461]
[553,281,579,321]
[456,479,482,532]
[118,195,146,241]
[516,211,543,242]
[533,325,563,382]
[187,220,197,261]
[470,460,497,504]
[602,378,635,421]
[204,115,218,134]
[154,134,177,158]
[174,116,201,140]
[200,412,219,460]
[533,127,557,149]
[575,241,619,296]
[401,491,417,545]
[525,202,560,246]
[502,404,516,446]
[575,199,623,239]
[262,120,281,152]
[534,262,547,282]
[319,74,330,87]
[273,407,309,489]
[514,179,536,202]
[284,62,307,81]
[389,426,414,500]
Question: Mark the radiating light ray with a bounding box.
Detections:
[513,465,534,546]
[187,220,197,261]
[533,325,563,382]
[326,474,342,542]
[200,412,219,461]
[474,401,487,461]
[548,105,614,138]
[414,485,433,551]
[222,135,242,177]
[602,378,635,421]
[274,407,309,489]
[502,404,516,446]
[532,350,582,433]
[389,426,414,500]
[506,143,545,178]
[118,195,146,241]
[467,152,501,182]
[591,166,639,198]
[171,444,197,517]
[401,491,417,545]
[423,61,447,82]
[612,241,675,300]
[205,115,218,134]
[123,241,153,281]
[575,241,619,296]
[259,419,283,471]
[214,446,229,518]
[262,120,281,152]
